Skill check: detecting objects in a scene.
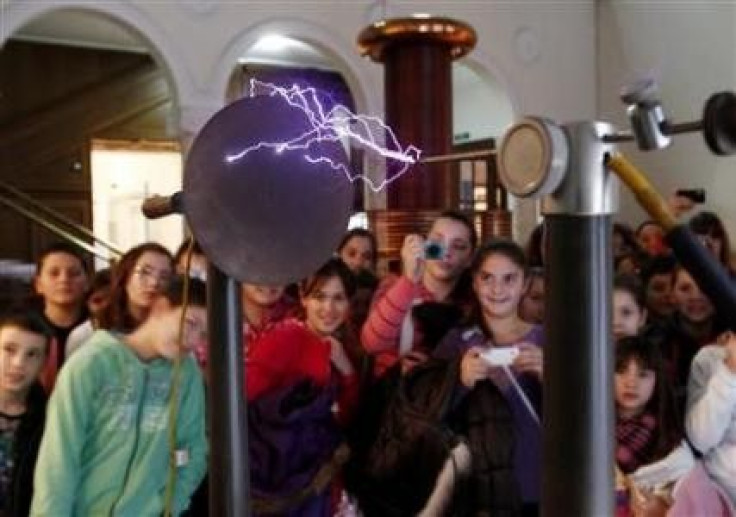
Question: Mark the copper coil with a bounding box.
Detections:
[358,16,477,62]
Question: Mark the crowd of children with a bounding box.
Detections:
[1,203,736,516]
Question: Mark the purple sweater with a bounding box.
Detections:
[434,324,544,505]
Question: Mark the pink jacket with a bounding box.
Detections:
[360,275,435,376]
[669,462,736,517]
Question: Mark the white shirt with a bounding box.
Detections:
[686,344,736,505]
[64,319,95,359]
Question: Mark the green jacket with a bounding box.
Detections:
[31,330,207,516]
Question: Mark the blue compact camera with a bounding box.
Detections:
[423,241,446,260]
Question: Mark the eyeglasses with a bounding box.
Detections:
[133,267,171,286]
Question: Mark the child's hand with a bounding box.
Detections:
[400,349,428,375]
[668,192,696,218]
[400,234,425,284]
[512,343,543,379]
[631,488,670,517]
[460,347,490,388]
[717,331,736,373]
[327,336,354,376]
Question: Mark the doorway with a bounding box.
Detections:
[91,139,183,266]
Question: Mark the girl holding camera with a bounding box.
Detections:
[360,211,477,377]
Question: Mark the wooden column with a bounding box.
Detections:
[358,17,477,270]
[358,16,476,210]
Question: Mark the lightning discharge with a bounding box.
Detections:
[225,79,421,192]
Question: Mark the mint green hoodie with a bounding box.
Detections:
[31,330,207,516]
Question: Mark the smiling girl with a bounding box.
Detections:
[434,239,543,515]
[246,258,359,515]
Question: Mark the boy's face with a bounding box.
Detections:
[673,269,714,324]
[35,252,89,308]
[0,326,47,396]
[339,236,374,273]
[645,273,675,317]
[613,290,646,341]
[153,305,208,361]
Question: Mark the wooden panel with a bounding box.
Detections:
[29,195,92,259]
[0,40,150,125]
[0,192,91,262]
[0,205,34,261]
[0,61,170,189]
[0,41,174,262]
[0,40,173,192]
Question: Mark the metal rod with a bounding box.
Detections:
[663,119,703,135]
[0,192,113,262]
[207,265,250,516]
[602,118,703,144]
[418,148,495,164]
[601,131,635,143]
[543,215,614,517]
[0,179,123,257]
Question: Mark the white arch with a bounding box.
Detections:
[453,48,534,241]
[459,48,521,123]
[2,1,193,117]
[209,17,378,118]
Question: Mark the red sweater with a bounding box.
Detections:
[246,319,359,424]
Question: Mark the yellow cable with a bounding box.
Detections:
[163,234,194,517]
[604,152,677,232]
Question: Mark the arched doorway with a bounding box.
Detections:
[0,8,183,264]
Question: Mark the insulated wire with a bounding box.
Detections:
[501,364,541,427]
[163,235,194,517]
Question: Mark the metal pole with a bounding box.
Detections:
[602,118,703,144]
[0,192,113,262]
[207,264,250,516]
[0,178,124,257]
[418,148,495,164]
[542,121,617,516]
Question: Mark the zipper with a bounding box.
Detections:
[109,367,149,516]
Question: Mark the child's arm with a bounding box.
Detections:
[172,359,208,515]
[629,440,694,491]
[361,275,419,353]
[31,358,94,515]
[686,345,736,454]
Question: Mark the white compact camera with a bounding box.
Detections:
[480,346,519,367]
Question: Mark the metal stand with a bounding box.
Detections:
[541,122,616,516]
[207,265,250,516]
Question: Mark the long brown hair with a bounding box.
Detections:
[467,239,529,339]
[615,336,683,462]
[299,258,362,365]
[97,242,173,332]
[689,211,733,270]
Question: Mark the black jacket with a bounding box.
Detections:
[347,359,519,516]
[7,383,47,517]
